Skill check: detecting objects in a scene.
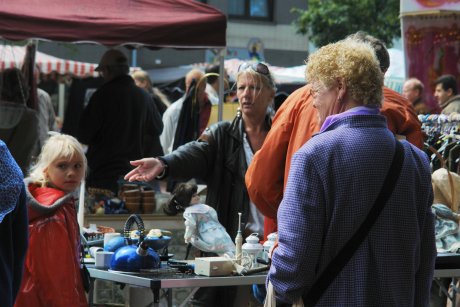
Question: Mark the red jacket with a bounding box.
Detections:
[246,85,423,239]
[15,183,87,307]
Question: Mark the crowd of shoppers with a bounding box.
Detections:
[1,28,456,307]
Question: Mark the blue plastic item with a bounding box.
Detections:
[110,244,160,272]
[109,214,160,272]
[104,236,125,252]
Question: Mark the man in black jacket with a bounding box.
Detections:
[78,49,162,194]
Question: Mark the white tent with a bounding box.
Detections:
[0,44,98,77]
[147,58,307,85]
[148,55,405,94]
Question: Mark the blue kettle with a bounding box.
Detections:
[110,214,160,272]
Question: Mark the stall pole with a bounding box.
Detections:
[58,83,65,119]
[217,47,226,122]
[78,180,86,230]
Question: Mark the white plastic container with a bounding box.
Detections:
[95,251,114,269]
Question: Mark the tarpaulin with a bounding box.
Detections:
[0,0,226,48]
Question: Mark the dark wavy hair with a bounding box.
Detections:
[345,31,389,73]
[435,75,458,95]
[163,183,198,216]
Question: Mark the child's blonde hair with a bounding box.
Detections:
[29,133,87,186]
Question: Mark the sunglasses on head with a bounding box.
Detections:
[238,62,270,76]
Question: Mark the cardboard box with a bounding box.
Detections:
[194,257,234,277]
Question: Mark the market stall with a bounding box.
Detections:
[401,0,460,111]
[0,0,228,118]
[0,0,228,254]
[88,267,266,307]
[87,265,460,307]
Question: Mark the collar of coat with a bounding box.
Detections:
[228,111,272,141]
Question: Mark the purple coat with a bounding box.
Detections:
[269,114,436,306]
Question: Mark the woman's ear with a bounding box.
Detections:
[336,77,347,103]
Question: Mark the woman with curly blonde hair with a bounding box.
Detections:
[267,39,435,306]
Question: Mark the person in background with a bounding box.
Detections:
[131,70,170,115]
[0,141,28,307]
[31,66,58,160]
[125,62,276,307]
[268,38,435,307]
[0,68,39,176]
[434,74,460,115]
[131,69,168,192]
[204,64,229,105]
[131,70,167,156]
[246,31,424,240]
[78,49,162,194]
[160,69,210,155]
[37,71,58,111]
[403,77,430,114]
[15,134,88,307]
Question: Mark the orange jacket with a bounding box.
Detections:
[15,183,87,307]
[381,87,424,149]
[246,85,423,239]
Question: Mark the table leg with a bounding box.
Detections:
[88,278,95,307]
[179,287,199,307]
[152,288,160,307]
[167,289,173,307]
[452,278,459,306]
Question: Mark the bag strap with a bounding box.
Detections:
[302,140,405,307]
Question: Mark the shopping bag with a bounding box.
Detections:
[264,281,304,307]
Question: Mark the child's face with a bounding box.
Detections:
[44,155,85,193]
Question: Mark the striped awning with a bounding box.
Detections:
[0,44,98,77]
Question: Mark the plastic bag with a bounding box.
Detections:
[264,281,304,307]
[183,204,235,256]
[433,204,460,253]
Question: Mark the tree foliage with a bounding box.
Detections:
[292,0,400,48]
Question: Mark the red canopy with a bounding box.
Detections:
[0,0,226,48]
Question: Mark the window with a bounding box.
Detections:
[229,0,273,21]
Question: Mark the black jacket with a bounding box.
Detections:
[163,113,271,239]
[78,75,162,192]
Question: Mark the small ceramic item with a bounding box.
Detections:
[262,232,277,262]
[242,233,263,268]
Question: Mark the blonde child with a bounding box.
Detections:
[15,134,88,307]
